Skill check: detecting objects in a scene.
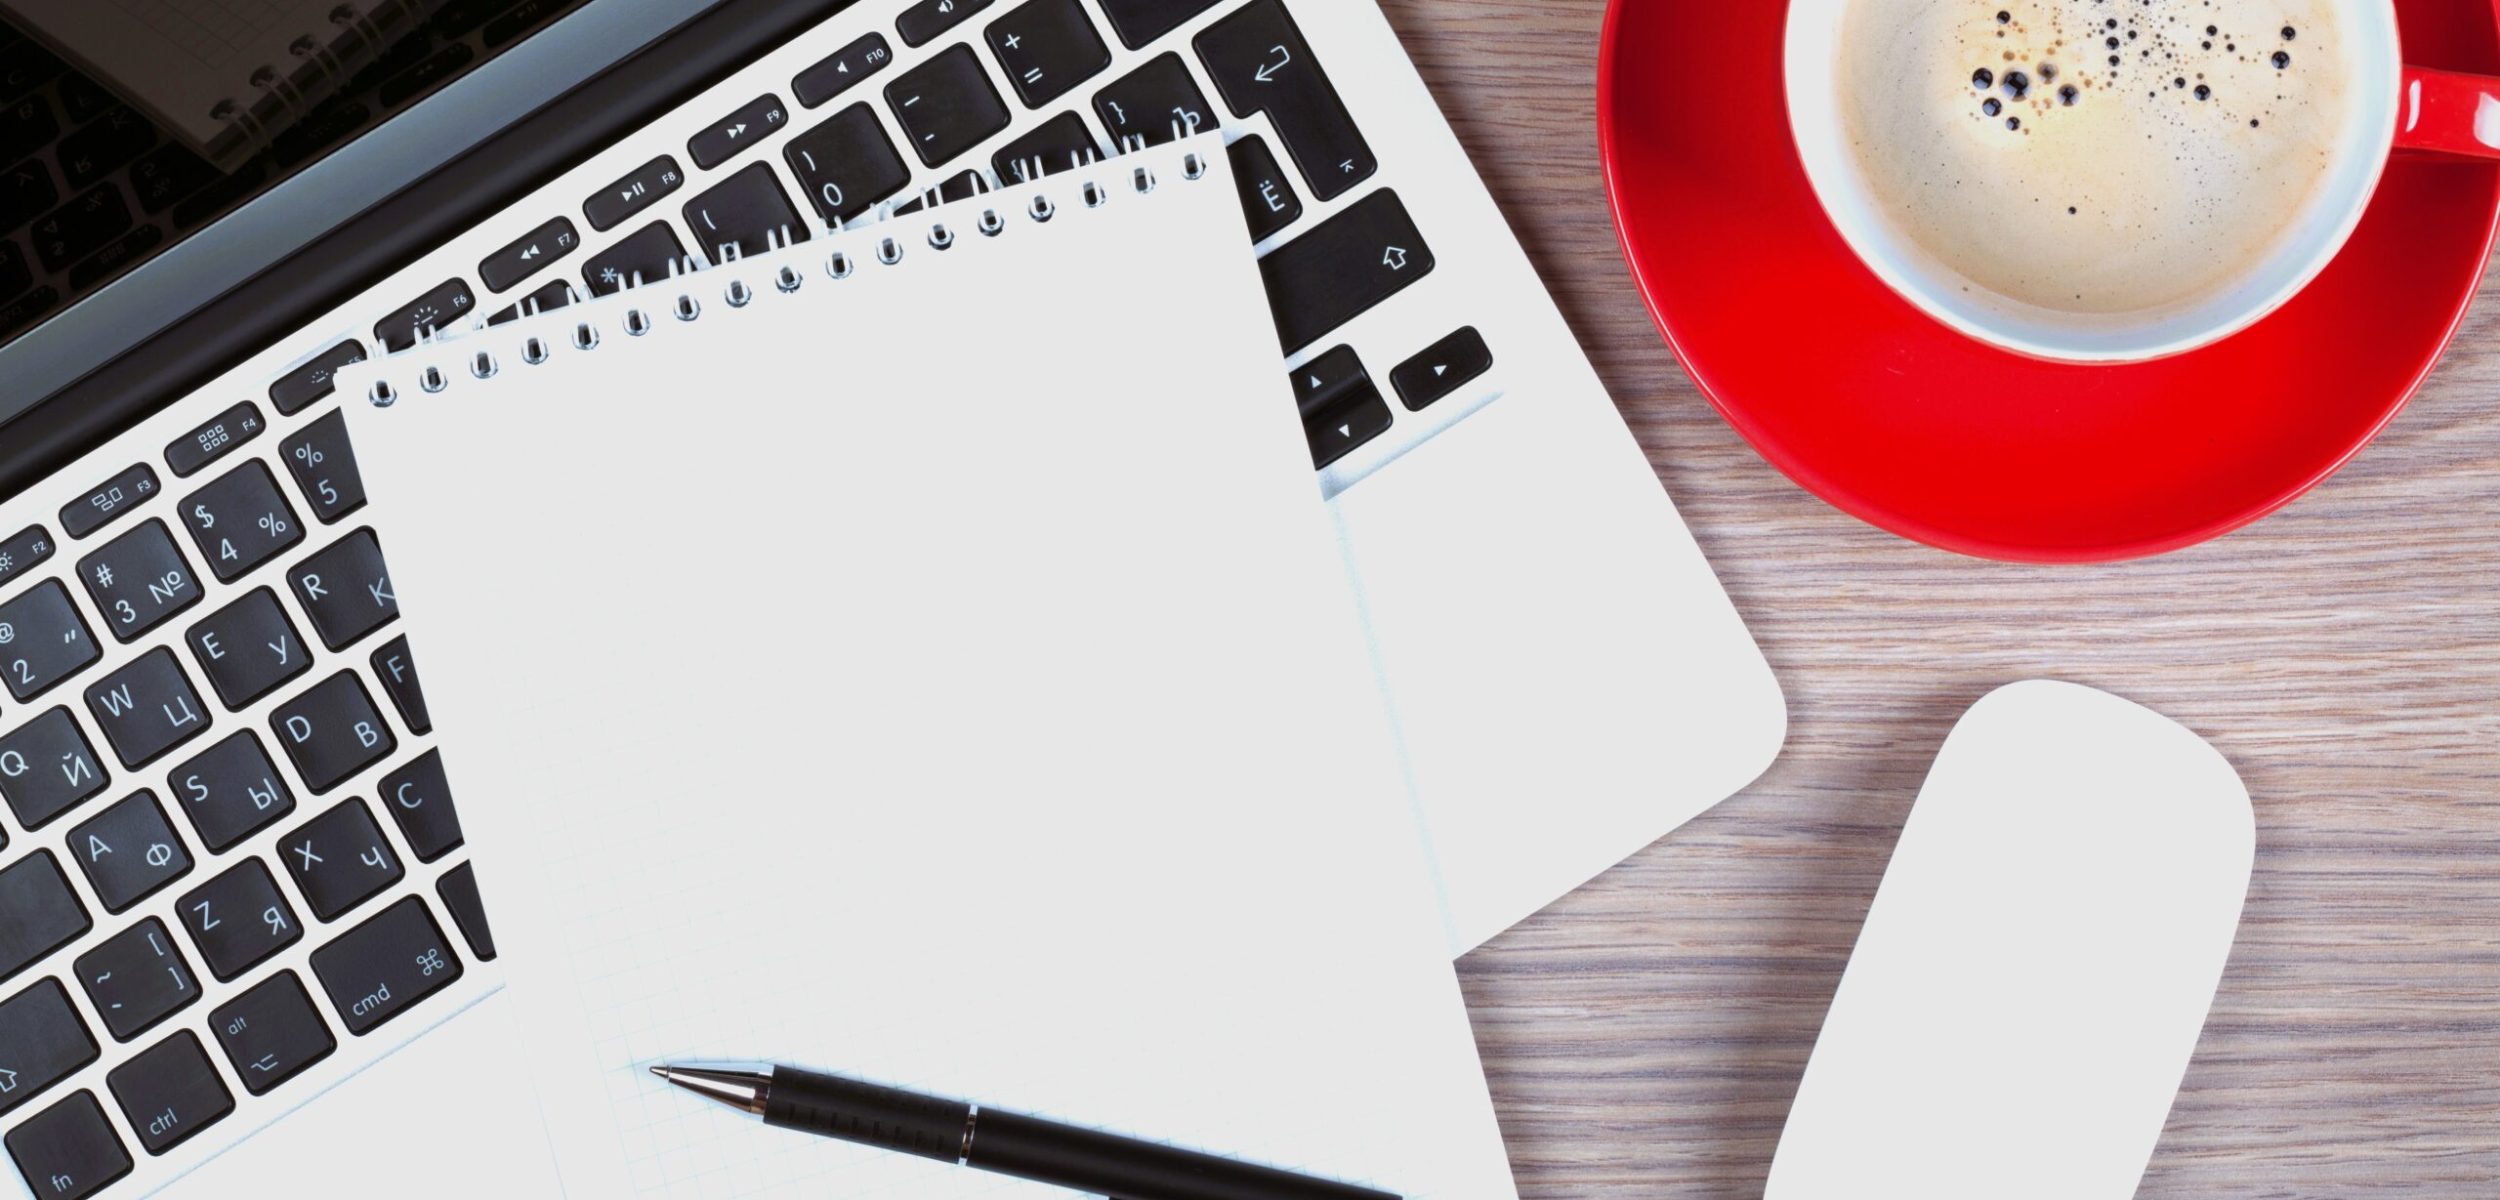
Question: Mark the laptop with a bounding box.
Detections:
[0,0,1786,1194]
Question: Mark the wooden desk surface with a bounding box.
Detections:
[1381,1,2500,1194]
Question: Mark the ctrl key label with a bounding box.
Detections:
[105,1030,232,1155]
[4,1090,131,1199]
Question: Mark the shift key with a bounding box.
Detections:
[1256,188,1433,354]
[309,896,461,1035]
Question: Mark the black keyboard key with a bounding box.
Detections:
[0,237,25,299]
[1096,0,1220,49]
[56,108,153,191]
[436,863,495,962]
[486,278,577,326]
[0,40,62,102]
[372,278,476,352]
[379,749,460,861]
[1392,327,1493,411]
[180,461,304,583]
[59,462,159,540]
[168,732,294,852]
[178,860,301,982]
[74,919,198,1039]
[477,216,578,294]
[1095,52,1212,150]
[0,980,95,1120]
[126,143,221,216]
[582,154,683,232]
[1226,133,1301,242]
[282,798,403,921]
[106,1030,231,1155]
[377,43,473,108]
[483,0,567,46]
[793,32,894,107]
[0,581,99,701]
[0,708,107,828]
[0,524,53,589]
[208,971,333,1095]
[431,0,520,39]
[0,284,44,337]
[1196,0,1377,201]
[84,649,211,768]
[268,339,367,416]
[682,162,808,263]
[65,224,164,291]
[79,520,201,642]
[311,896,462,1036]
[0,96,53,163]
[0,161,54,237]
[187,588,310,710]
[283,409,367,523]
[164,402,267,478]
[1291,345,1392,469]
[898,0,994,47]
[986,0,1111,108]
[288,528,397,650]
[5,1091,127,1200]
[53,75,113,126]
[369,636,429,735]
[0,853,88,987]
[990,111,1097,184]
[890,168,988,215]
[1256,189,1433,353]
[784,102,911,225]
[29,185,130,273]
[689,94,791,170]
[168,162,263,230]
[582,221,690,296]
[271,672,394,794]
[886,45,1011,168]
[268,99,367,169]
[66,791,192,913]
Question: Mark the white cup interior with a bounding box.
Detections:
[1784,0,2402,363]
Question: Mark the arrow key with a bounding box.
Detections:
[689,93,789,170]
[1390,326,1493,411]
[477,216,579,294]
[1289,345,1392,470]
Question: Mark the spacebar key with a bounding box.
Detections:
[1257,189,1434,355]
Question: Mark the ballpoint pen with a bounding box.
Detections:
[651,1062,1400,1200]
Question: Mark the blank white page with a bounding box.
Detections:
[336,138,1517,1199]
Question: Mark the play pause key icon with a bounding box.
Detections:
[1390,326,1494,412]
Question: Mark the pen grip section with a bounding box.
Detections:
[765,1067,970,1162]
[971,1109,1400,1200]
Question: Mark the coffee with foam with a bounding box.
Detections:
[1834,0,2359,323]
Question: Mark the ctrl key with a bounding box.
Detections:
[311,896,462,1036]
[105,1031,231,1155]
[208,971,334,1096]
[5,1090,130,1199]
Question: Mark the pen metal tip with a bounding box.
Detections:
[650,1066,672,1081]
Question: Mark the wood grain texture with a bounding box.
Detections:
[1376,1,2500,1195]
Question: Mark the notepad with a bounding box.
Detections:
[334,138,1518,1198]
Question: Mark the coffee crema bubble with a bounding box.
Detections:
[1837,0,2353,318]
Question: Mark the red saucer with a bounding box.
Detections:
[1599,0,2500,562]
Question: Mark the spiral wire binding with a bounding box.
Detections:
[364,135,1213,408]
[205,1,428,164]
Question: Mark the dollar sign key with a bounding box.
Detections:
[193,504,214,528]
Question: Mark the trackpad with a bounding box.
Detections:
[1329,393,1786,949]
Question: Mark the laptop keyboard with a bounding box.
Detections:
[0,0,598,347]
[1,0,1514,1192]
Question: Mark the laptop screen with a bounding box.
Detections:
[0,0,596,355]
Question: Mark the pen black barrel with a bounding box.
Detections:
[763,1067,969,1163]
[970,1108,1400,1200]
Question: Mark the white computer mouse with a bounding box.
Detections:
[1765,680,2254,1200]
